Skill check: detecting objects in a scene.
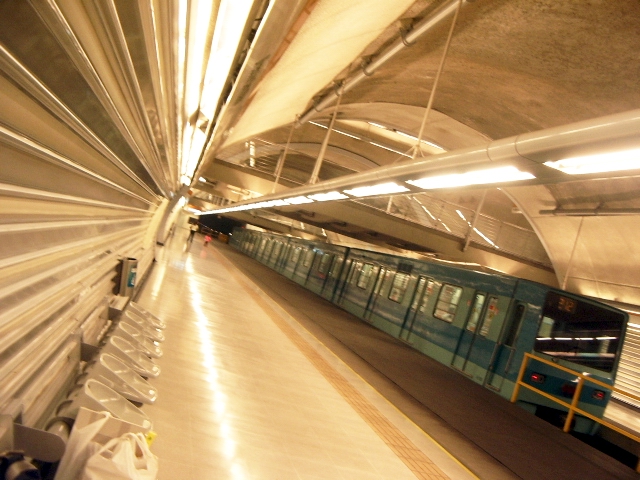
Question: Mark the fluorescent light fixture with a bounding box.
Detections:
[407,166,535,190]
[368,122,387,129]
[334,129,361,140]
[183,127,206,179]
[473,227,497,247]
[183,0,214,118]
[441,222,451,233]
[284,196,314,205]
[198,177,207,182]
[307,191,349,202]
[544,148,640,175]
[396,130,419,141]
[395,130,443,150]
[343,182,410,197]
[248,199,289,209]
[421,206,436,220]
[266,199,289,207]
[596,336,618,341]
[199,0,254,115]
[456,210,466,221]
[310,122,360,140]
[370,142,412,157]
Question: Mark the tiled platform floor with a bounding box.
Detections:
[136,229,476,479]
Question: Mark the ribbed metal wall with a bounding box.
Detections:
[613,321,640,409]
[0,0,177,430]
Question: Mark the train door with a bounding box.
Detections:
[277,243,291,272]
[400,276,432,341]
[452,294,506,383]
[268,241,282,268]
[320,254,344,301]
[362,265,383,319]
[334,257,353,304]
[337,260,361,305]
[287,247,302,279]
[451,292,488,372]
[486,302,527,392]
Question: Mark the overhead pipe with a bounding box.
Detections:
[296,0,466,125]
[204,108,640,213]
[539,208,640,217]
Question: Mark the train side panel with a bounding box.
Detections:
[229,228,628,434]
[304,245,349,296]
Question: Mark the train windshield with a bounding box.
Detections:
[534,291,626,372]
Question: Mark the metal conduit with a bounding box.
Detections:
[206,108,640,212]
[297,0,466,125]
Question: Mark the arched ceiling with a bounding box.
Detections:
[195,0,640,303]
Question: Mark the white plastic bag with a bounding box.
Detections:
[54,410,110,480]
[81,432,158,480]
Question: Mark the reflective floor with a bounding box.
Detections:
[138,228,475,479]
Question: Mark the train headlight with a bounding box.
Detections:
[530,372,546,383]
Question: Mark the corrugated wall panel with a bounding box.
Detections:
[0,0,177,429]
[613,322,640,409]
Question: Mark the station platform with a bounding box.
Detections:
[137,230,638,479]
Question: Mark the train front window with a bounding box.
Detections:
[533,291,626,372]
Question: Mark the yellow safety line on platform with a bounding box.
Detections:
[210,246,461,480]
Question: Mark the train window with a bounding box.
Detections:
[264,241,274,259]
[348,262,363,285]
[410,277,427,311]
[303,249,314,267]
[504,303,526,347]
[379,270,394,294]
[272,242,283,260]
[257,239,267,256]
[329,256,343,278]
[479,296,500,336]
[291,247,301,264]
[318,254,333,275]
[372,268,387,296]
[538,317,554,337]
[388,272,410,303]
[434,284,463,323]
[533,291,627,372]
[418,280,437,313]
[466,293,486,332]
[357,264,375,289]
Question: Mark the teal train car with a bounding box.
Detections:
[230,228,628,434]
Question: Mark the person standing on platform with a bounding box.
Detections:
[187,223,198,244]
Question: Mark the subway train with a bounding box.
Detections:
[229,228,629,434]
